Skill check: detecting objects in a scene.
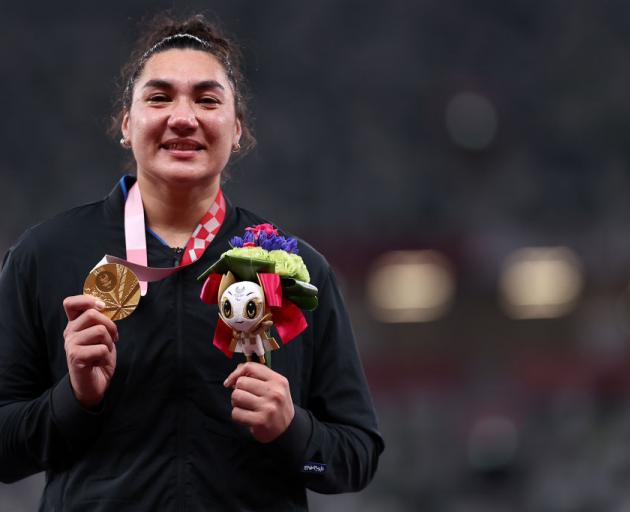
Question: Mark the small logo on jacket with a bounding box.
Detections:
[302,462,327,474]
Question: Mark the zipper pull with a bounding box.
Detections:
[173,247,184,266]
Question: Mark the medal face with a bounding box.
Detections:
[83,263,140,321]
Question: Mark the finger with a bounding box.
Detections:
[240,361,275,379]
[224,363,245,388]
[237,377,289,408]
[67,324,116,352]
[230,362,274,385]
[231,406,263,428]
[234,375,273,397]
[67,308,118,343]
[63,295,106,322]
[231,387,262,411]
[66,343,112,369]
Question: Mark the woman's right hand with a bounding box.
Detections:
[63,295,119,409]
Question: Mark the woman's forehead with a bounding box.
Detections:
[138,48,229,86]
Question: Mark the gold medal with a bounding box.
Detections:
[83,263,141,321]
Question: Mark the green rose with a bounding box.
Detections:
[224,246,270,261]
[268,250,310,282]
[222,247,310,282]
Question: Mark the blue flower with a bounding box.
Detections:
[242,231,255,244]
[233,228,298,254]
[273,235,287,251]
[260,234,276,251]
[282,238,299,254]
[230,236,244,248]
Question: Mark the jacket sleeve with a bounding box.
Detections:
[271,267,384,493]
[0,246,104,483]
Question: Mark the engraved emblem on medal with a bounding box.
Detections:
[83,263,140,321]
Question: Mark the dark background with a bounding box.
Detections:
[3,1,630,510]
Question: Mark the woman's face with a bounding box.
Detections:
[122,49,241,188]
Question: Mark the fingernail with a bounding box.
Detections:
[95,300,106,310]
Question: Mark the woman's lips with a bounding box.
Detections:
[160,139,204,157]
[162,142,202,150]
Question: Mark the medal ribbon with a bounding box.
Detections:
[104,181,226,295]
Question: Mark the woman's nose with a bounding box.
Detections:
[167,100,199,132]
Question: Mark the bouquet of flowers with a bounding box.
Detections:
[198,224,318,363]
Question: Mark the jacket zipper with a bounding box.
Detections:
[173,247,184,265]
[174,246,186,510]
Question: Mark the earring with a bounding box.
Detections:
[231,142,241,153]
[120,137,131,149]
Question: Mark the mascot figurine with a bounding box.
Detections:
[198,224,318,366]
[218,273,279,364]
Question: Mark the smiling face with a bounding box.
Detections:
[121,49,242,188]
[220,281,265,332]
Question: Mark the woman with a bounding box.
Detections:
[0,14,383,511]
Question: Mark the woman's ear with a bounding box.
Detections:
[233,118,242,146]
[121,111,130,141]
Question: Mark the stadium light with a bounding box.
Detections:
[499,246,583,319]
[367,250,455,323]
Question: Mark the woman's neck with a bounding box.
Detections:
[136,174,220,249]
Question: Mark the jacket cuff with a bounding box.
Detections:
[269,405,313,469]
[50,374,104,445]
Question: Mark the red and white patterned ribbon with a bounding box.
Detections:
[103,181,226,296]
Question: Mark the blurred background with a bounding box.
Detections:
[3,1,630,510]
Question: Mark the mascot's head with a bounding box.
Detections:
[219,280,265,332]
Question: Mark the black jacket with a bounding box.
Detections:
[0,177,383,511]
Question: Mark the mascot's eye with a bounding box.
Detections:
[222,299,233,318]
[245,300,258,319]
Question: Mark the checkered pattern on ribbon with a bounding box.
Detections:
[123,182,227,296]
[180,189,226,266]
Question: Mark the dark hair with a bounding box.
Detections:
[110,13,255,156]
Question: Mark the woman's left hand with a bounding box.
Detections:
[224,362,295,443]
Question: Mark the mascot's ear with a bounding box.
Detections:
[218,271,237,300]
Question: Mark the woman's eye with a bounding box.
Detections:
[148,94,170,103]
[198,97,219,105]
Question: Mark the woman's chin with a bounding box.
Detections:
[139,166,223,187]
